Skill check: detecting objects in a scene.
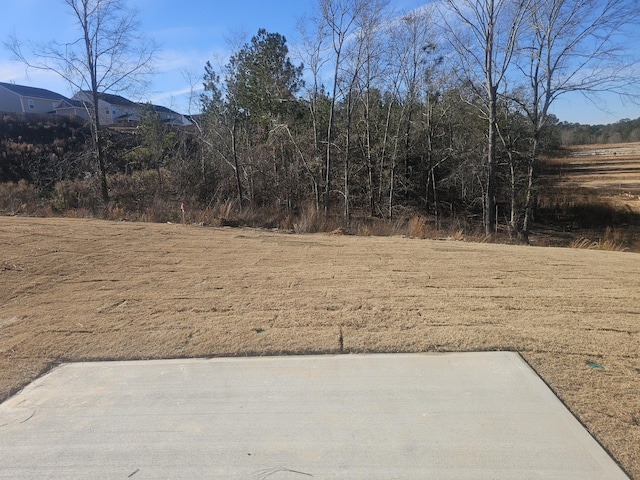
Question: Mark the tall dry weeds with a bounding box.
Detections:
[407,216,427,238]
[293,204,323,233]
[0,181,41,215]
[569,237,628,252]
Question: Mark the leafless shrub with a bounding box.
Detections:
[0,180,41,215]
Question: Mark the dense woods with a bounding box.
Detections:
[2,0,639,240]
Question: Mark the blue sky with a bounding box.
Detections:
[1,0,639,125]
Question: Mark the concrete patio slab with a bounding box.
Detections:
[0,352,629,479]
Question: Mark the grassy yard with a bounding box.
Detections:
[1,216,638,477]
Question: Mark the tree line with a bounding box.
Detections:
[558,117,640,145]
[194,0,639,240]
[3,0,639,240]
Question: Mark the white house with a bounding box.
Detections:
[67,91,191,126]
[0,83,190,126]
[71,91,141,125]
[53,98,90,120]
[151,104,192,127]
[0,82,68,115]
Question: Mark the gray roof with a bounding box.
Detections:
[0,83,186,118]
[74,91,138,107]
[151,104,180,115]
[96,92,138,106]
[0,82,68,101]
[56,98,86,108]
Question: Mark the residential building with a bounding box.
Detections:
[69,91,191,126]
[53,98,90,120]
[151,104,192,127]
[0,83,191,126]
[72,91,141,125]
[0,82,68,115]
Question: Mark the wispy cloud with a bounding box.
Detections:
[148,84,203,103]
[153,46,229,74]
[0,60,75,96]
[0,60,29,81]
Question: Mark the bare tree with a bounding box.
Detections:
[339,0,390,225]
[353,0,392,218]
[439,0,533,235]
[314,0,370,216]
[384,9,433,219]
[7,0,156,204]
[514,0,640,240]
[385,7,443,220]
[297,17,330,210]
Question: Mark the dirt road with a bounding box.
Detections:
[1,217,639,477]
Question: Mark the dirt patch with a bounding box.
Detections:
[1,217,639,478]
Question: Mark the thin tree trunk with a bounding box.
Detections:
[509,154,517,232]
[431,165,439,230]
[486,103,497,235]
[343,92,354,226]
[310,98,321,211]
[389,127,402,219]
[378,100,393,206]
[90,91,109,205]
[363,91,375,217]
[324,53,341,216]
[231,121,243,209]
[522,133,540,241]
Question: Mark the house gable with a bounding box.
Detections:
[53,98,90,120]
[151,104,192,126]
[0,82,68,114]
[72,91,141,125]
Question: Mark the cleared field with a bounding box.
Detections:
[1,217,639,478]
[544,142,640,212]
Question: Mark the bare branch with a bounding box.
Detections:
[5,0,158,204]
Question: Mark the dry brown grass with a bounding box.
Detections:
[0,217,639,478]
[537,142,640,252]
[542,142,640,214]
[569,232,629,252]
